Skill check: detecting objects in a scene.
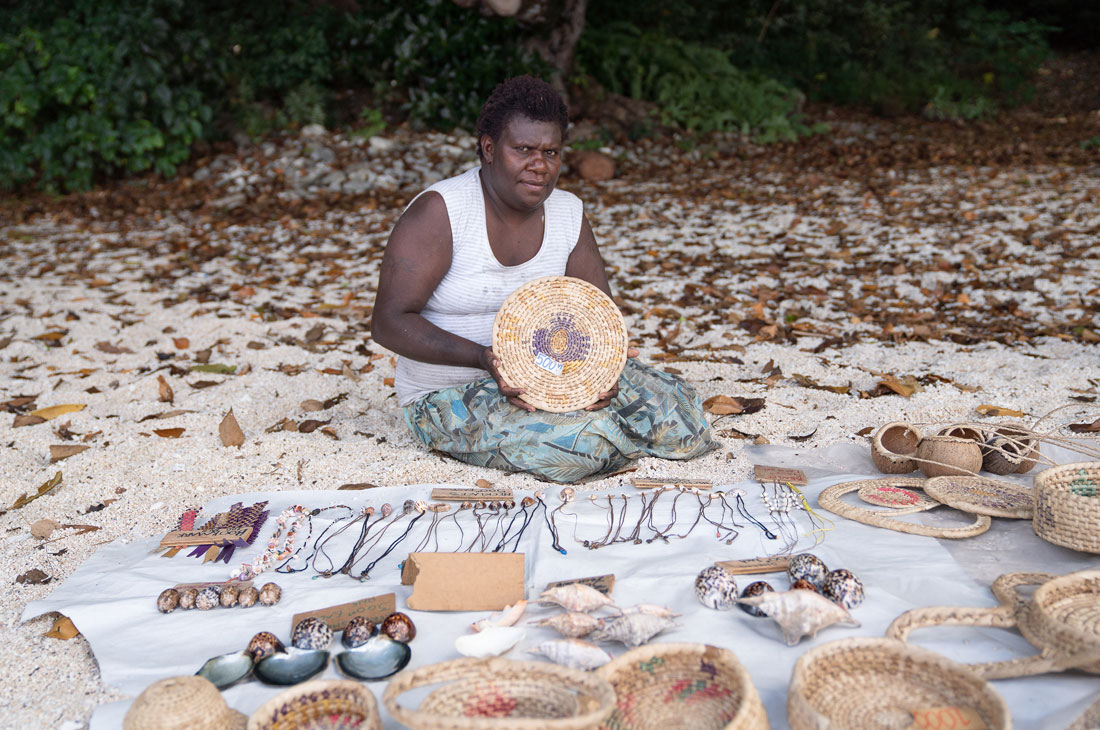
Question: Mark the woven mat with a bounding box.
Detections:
[925,476,1035,519]
[819,478,991,539]
[857,477,938,515]
[492,276,628,413]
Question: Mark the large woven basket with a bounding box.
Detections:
[788,637,1009,730]
[382,657,616,730]
[886,570,1100,679]
[492,276,628,413]
[595,643,768,730]
[247,680,381,730]
[1033,462,1100,553]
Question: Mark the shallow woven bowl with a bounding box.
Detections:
[492,276,628,413]
[1033,462,1100,553]
[382,657,616,730]
[247,680,381,730]
[595,643,768,730]
[788,638,1009,730]
[1011,570,1100,675]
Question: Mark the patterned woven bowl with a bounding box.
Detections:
[788,637,1009,730]
[1033,461,1100,553]
[595,643,768,730]
[247,679,381,730]
[382,657,616,730]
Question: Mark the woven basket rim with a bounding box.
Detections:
[382,656,616,730]
[491,276,628,413]
[246,679,380,730]
[819,478,992,538]
[1033,462,1100,553]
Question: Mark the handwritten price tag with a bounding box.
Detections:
[535,352,564,375]
[910,706,988,730]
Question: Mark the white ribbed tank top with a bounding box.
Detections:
[394,167,583,406]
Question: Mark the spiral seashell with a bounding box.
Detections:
[539,583,618,613]
[291,617,334,650]
[530,639,610,670]
[530,611,601,638]
[178,588,198,610]
[916,435,982,478]
[237,586,259,608]
[381,612,416,642]
[738,589,860,646]
[258,582,282,606]
[195,586,221,611]
[157,588,180,614]
[871,422,922,474]
[591,613,677,647]
[694,566,738,610]
[788,553,829,588]
[219,585,239,608]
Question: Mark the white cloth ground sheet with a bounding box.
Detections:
[23,445,1100,729]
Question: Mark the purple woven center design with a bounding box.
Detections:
[531,314,590,363]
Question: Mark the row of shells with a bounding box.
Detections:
[694,554,865,613]
[157,582,281,612]
[872,421,1039,477]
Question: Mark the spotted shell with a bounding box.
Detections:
[342,616,377,648]
[237,586,259,608]
[219,585,239,608]
[292,617,334,650]
[787,553,829,588]
[156,588,180,614]
[178,588,198,610]
[738,581,774,617]
[258,582,282,606]
[791,578,820,593]
[694,566,738,610]
[822,568,865,610]
[381,612,416,643]
[247,631,285,661]
[195,586,221,611]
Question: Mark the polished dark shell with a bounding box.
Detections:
[334,635,411,681]
[738,581,774,617]
[247,631,285,662]
[196,649,252,690]
[790,578,820,593]
[157,588,180,614]
[380,612,416,643]
[341,615,378,649]
[254,646,329,686]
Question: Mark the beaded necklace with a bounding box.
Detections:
[230,504,311,581]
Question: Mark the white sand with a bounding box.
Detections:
[1,128,1098,728]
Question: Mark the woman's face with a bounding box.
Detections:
[482,114,563,211]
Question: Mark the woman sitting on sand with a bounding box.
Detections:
[371,76,716,483]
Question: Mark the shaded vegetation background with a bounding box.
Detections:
[1,0,1096,192]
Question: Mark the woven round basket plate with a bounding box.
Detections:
[925,475,1035,519]
[857,477,937,515]
[248,679,381,730]
[819,479,990,539]
[492,276,628,413]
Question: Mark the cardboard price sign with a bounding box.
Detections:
[630,478,713,490]
[159,526,252,548]
[544,574,615,596]
[753,465,808,485]
[292,593,396,632]
[401,553,524,611]
[714,556,791,575]
[430,487,514,502]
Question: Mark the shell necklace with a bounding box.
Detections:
[230,505,310,581]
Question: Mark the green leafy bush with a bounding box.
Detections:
[577,23,819,141]
[0,0,219,191]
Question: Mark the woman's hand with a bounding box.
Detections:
[480,347,535,412]
[585,347,638,411]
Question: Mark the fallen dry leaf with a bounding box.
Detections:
[138,409,195,421]
[30,519,61,539]
[16,569,51,585]
[50,444,89,463]
[298,419,330,434]
[13,414,46,427]
[792,374,851,394]
[703,395,745,415]
[475,478,494,488]
[338,482,381,490]
[878,374,923,398]
[976,404,1026,417]
[1068,417,1100,433]
[45,615,79,640]
[157,374,174,404]
[219,409,245,447]
[30,404,86,421]
[301,399,324,412]
[2,472,63,515]
[173,337,190,349]
[320,426,339,440]
[154,427,185,438]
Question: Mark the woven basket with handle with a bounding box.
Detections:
[1033,461,1100,553]
[886,570,1100,679]
[595,643,768,730]
[788,637,1009,730]
[382,657,616,730]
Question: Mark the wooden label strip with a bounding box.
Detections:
[630,477,713,490]
[753,465,808,485]
[544,574,616,596]
[431,487,514,501]
[159,526,252,548]
[292,593,396,632]
[715,556,791,575]
[172,579,254,592]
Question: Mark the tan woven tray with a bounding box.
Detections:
[248,679,381,730]
[788,637,1009,730]
[886,570,1100,679]
[856,476,937,515]
[492,276,628,413]
[924,475,1035,519]
[1033,462,1100,553]
[595,643,769,730]
[818,478,992,539]
[382,657,616,730]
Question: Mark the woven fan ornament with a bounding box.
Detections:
[492,276,628,413]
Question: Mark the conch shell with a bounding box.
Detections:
[591,613,677,647]
[455,626,525,658]
[530,611,601,638]
[530,639,611,670]
[616,603,681,619]
[738,589,860,646]
[538,583,617,613]
[471,600,527,632]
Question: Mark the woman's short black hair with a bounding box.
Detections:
[475,75,569,160]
